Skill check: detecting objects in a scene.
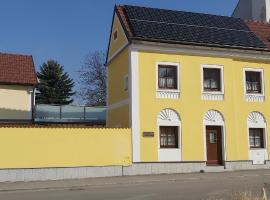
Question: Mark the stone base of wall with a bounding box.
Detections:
[0,166,123,182]
[123,162,206,176]
[225,160,270,170]
[0,161,270,182]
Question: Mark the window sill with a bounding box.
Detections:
[156,90,180,99]
[245,94,264,102]
[201,92,224,101]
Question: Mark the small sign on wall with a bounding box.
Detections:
[143,132,154,137]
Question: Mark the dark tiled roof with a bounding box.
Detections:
[116,5,267,50]
[0,53,37,86]
[245,20,270,49]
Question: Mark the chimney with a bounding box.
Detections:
[232,0,270,22]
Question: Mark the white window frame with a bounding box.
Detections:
[247,111,268,164]
[156,62,180,92]
[157,109,182,162]
[201,64,224,95]
[243,68,265,97]
[123,74,128,92]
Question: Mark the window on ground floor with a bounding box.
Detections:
[249,128,264,149]
[160,126,179,148]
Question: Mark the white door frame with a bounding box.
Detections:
[203,110,226,163]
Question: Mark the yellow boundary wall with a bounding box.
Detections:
[0,128,131,169]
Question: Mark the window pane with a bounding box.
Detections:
[160,126,178,148]
[249,136,255,147]
[158,65,177,89]
[249,128,264,148]
[203,68,221,91]
[159,67,167,78]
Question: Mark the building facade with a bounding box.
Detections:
[0,53,37,122]
[107,5,270,169]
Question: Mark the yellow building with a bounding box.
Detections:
[0,53,37,122]
[107,5,270,169]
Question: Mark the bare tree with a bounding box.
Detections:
[78,51,106,106]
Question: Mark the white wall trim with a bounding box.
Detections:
[201,64,224,101]
[247,111,268,164]
[107,99,129,111]
[155,62,180,99]
[203,110,226,162]
[157,109,182,162]
[130,49,140,162]
[243,68,265,102]
[132,42,270,62]
[108,42,129,64]
[27,87,34,120]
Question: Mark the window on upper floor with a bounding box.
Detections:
[245,71,262,94]
[201,65,224,101]
[158,65,178,90]
[244,68,264,102]
[203,68,222,92]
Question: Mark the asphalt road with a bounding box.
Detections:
[0,170,270,200]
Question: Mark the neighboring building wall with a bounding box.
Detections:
[134,49,270,163]
[0,85,34,121]
[251,0,267,21]
[233,0,253,20]
[233,0,269,22]
[0,128,131,168]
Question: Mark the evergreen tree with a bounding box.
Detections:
[36,60,75,105]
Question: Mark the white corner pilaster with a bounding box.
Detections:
[129,47,140,162]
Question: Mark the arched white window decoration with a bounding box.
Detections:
[247,112,266,128]
[157,109,181,125]
[203,110,224,125]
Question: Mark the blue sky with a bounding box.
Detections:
[0,0,238,101]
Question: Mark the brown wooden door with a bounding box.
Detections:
[206,126,223,166]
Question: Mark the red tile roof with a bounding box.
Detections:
[245,20,270,49]
[0,53,37,86]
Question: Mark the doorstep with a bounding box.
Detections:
[205,166,232,173]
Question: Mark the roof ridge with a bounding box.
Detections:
[0,52,32,58]
[245,19,270,25]
[122,4,233,19]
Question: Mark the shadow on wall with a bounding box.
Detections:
[0,108,31,120]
